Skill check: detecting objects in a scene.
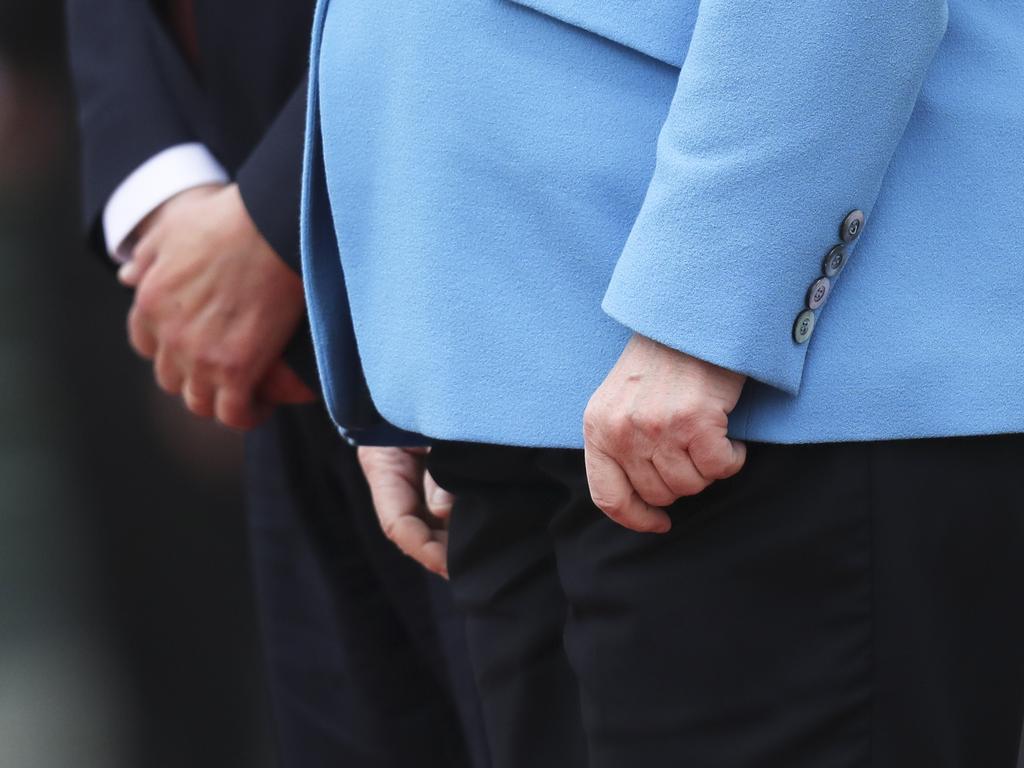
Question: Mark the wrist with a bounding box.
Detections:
[629,333,747,407]
[132,183,225,244]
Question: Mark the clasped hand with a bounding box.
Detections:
[121,183,315,429]
[583,334,747,533]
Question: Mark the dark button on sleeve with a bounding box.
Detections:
[840,210,865,243]
[806,276,832,310]
[793,309,816,344]
[823,245,848,277]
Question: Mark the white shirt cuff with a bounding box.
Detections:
[102,143,230,263]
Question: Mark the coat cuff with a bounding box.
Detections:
[603,0,948,395]
[102,143,229,262]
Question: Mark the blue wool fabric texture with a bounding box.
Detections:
[301,0,1024,447]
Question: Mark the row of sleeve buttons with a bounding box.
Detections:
[792,210,863,344]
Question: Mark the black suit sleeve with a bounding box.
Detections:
[238,78,315,379]
[65,0,197,251]
[235,76,308,274]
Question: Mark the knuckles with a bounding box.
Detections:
[583,400,637,451]
[666,407,705,440]
[189,345,256,388]
[586,398,712,455]
[581,401,603,443]
[626,408,658,437]
[604,411,635,449]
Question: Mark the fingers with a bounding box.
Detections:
[359,447,449,578]
[144,340,263,428]
[130,306,268,430]
[127,304,157,359]
[214,386,262,431]
[118,243,158,287]
[183,376,215,419]
[584,445,672,534]
[619,455,678,508]
[582,335,750,527]
[382,515,449,578]
[119,188,305,431]
[423,469,455,522]
[617,434,746,516]
[651,446,710,498]
[257,360,317,405]
[153,346,184,396]
[688,430,748,482]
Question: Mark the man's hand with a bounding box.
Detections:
[357,447,454,578]
[121,183,314,429]
[583,334,748,533]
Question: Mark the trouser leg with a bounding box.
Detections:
[435,436,1024,767]
[432,444,588,768]
[246,406,477,767]
[547,442,874,767]
[868,436,1024,766]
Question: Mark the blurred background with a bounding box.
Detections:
[0,3,275,766]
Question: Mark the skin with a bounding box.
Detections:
[582,333,748,533]
[122,182,453,556]
[121,183,315,429]
[364,333,749,575]
[357,446,455,579]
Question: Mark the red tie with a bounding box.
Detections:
[167,0,201,72]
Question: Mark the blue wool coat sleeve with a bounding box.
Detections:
[602,0,949,395]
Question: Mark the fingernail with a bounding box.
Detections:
[118,262,137,284]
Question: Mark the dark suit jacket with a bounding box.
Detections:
[66,0,418,436]
[66,0,318,384]
[66,0,315,271]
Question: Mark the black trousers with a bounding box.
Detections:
[245,405,490,768]
[428,436,1024,768]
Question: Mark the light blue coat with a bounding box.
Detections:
[301,0,1024,448]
